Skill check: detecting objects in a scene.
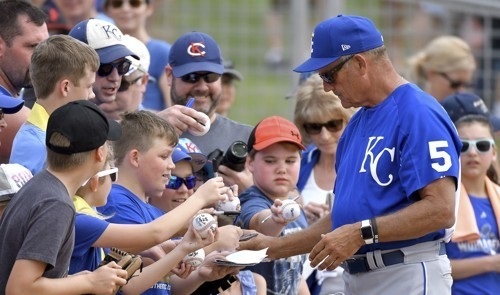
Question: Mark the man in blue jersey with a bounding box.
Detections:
[239,15,461,295]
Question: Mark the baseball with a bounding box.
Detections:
[192,213,217,239]
[182,248,205,267]
[280,199,301,222]
[216,195,241,212]
[188,112,211,136]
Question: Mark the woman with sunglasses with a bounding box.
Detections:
[70,146,226,294]
[293,74,357,295]
[445,115,500,295]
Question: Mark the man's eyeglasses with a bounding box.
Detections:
[109,0,145,8]
[82,167,119,186]
[118,75,144,92]
[97,60,132,77]
[438,72,473,90]
[166,175,197,190]
[461,139,495,154]
[303,119,344,135]
[319,55,354,84]
[180,72,221,84]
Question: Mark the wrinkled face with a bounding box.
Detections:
[92,57,129,105]
[66,66,96,102]
[319,55,361,109]
[152,160,194,212]
[168,68,222,117]
[105,0,151,34]
[458,122,496,180]
[248,142,301,199]
[53,0,95,21]
[0,15,48,94]
[136,137,175,199]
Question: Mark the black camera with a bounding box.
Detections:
[206,141,248,174]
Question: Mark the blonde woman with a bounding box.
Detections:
[407,35,476,101]
[293,74,357,295]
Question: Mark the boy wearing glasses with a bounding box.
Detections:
[10,34,99,175]
[69,18,139,107]
[0,100,128,294]
[157,31,254,192]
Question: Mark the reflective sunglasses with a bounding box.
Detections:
[303,119,344,135]
[118,75,144,92]
[166,175,197,190]
[180,72,221,84]
[461,139,495,154]
[319,55,354,84]
[109,0,145,8]
[82,167,119,186]
[97,59,132,77]
[438,72,473,90]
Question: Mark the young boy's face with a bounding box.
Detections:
[66,66,96,102]
[155,160,195,212]
[248,142,301,199]
[137,137,175,199]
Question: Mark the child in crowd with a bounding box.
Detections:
[72,144,219,294]
[97,111,234,294]
[0,100,126,294]
[235,116,309,294]
[446,115,500,294]
[9,34,99,174]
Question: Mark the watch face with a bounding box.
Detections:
[361,226,373,239]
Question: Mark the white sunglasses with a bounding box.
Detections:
[82,167,119,186]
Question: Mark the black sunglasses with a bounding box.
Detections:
[461,139,495,154]
[319,55,354,84]
[166,175,197,190]
[303,119,344,135]
[97,60,132,77]
[180,72,221,84]
[118,75,144,92]
[438,72,473,90]
[109,0,145,8]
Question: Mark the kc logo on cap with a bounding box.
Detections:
[188,42,206,57]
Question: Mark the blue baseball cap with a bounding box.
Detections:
[69,19,138,64]
[0,93,23,114]
[441,92,500,132]
[172,145,192,164]
[294,15,384,73]
[177,138,207,172]
[168,31,224,78]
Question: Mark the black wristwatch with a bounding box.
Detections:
[361,219,374,244]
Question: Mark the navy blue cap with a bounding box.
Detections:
[168,31,224,77]
[441,92,500,132]
[69,19,138,64]
[0,93,23,114]
[294,15,384,73]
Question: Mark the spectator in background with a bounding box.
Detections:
[407,35,476,101]
[446,115,500,294]
[69,18,139,107]
[293,74,357,295]
[0,93,31,218]
[52,0,114,28]
[9,35,99,175]
[216,60,244,117]
[100,34,150,120]
[0,0,48,163]
[0,100,126,294]
[157,31,254,192]
[103,0,172,111]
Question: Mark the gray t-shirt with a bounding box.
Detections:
[0,170,75,290]
[182,114,253,155]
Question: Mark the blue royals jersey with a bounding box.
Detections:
[333,83,461,254]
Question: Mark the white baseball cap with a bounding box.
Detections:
[123,35,150,74]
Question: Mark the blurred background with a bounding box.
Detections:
[147,0,500,126]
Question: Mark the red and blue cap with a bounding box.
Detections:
[294,15,384,73]
[168,31,224,78]
[69,19,139,64]
[0,93,23,114]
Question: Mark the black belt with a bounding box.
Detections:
[341,242,446,274]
